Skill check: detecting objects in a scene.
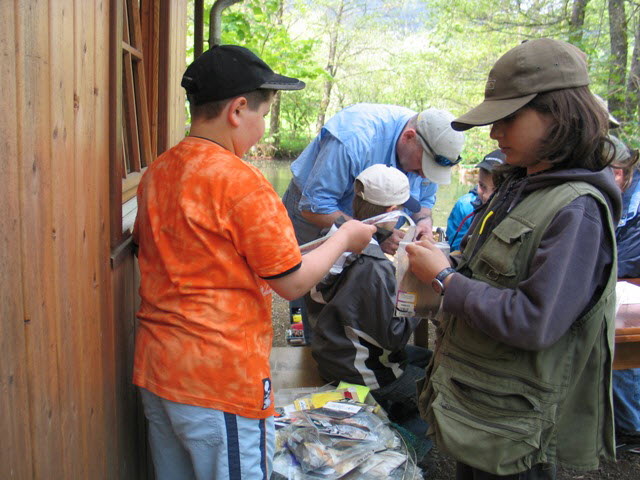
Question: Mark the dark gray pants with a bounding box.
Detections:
[456,462,557,480]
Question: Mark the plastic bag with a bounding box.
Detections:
[394,231,448,319]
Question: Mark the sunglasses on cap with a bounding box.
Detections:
[416,130,462,167]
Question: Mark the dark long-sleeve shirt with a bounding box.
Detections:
[444,167,621,351]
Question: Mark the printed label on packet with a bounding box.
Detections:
[323,401,363,414]
[396,291,417,315]
[397,291,416,303]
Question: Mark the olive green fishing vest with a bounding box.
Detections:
[419,181,617,475]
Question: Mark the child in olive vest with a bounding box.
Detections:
[406,38,621,480]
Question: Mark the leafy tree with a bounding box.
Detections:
[185,0,638,157]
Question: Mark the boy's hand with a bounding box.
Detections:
[380,229,405,255]
[414,222,434,242]
[336,220,376,253]
[405,239,451,283]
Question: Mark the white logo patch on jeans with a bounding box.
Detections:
[262,378,272,409]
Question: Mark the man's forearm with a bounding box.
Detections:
[300,210,352,228]
[413,207,433,236]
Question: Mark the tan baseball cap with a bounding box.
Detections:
[452,38,590,131]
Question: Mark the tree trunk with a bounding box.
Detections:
[194,0,204,58]
[270,92,282,150]
[269,1,284,150]
[568,0,589,44]
[626,16,640,127]
[608,0,628,119]
[209,0,244,48]
[315,0,344,133]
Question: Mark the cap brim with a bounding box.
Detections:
[403,196,421,214]
[421,152,452,185]
[476,159,501,171]
[451,94,537,131]
[260,73,305,91]
[609,114,620,129]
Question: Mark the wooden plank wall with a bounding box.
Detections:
[0,1,186,478]
[1,0,110,477]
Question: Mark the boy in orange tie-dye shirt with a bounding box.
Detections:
[133,45,375,480]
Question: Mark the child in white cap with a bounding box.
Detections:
[307,164,433,463]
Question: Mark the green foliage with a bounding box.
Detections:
[186,0,639,159]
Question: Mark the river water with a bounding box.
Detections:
[247,158,471,229]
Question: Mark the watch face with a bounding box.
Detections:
[431,278,444,295]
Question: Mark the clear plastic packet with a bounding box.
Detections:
[299,211,414,256]
[286,426,378,476]
[394,232,449,318]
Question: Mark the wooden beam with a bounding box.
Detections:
[110,0,125,248]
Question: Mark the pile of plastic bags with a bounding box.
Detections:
[272,385,423,479]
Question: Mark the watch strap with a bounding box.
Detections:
[435,267,456,283]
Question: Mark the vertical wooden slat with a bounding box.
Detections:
[0,0,32,476]
[95,0,113,476]
[17,0,64,477]
[157,0,187,153]
[74,0,104,477]
[110,0,124,248]
[74,2,91,474]
[128,0,153,167]
[156,0,170,153]
[141,0,159,158]
[49,1,82,478]
[123,51,142,171]
[90,0,111,477]
[108,0,142,476]
[111,257,147,479]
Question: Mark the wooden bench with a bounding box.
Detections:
[614,278,640,370]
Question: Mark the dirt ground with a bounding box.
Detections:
[270,293,640,479]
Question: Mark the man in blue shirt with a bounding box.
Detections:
[283,104,465,255]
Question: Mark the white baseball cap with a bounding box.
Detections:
[594,94,620,129]
[356,164,421,213]
[416,108,465,185]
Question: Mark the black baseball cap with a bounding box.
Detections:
[476,149,505,171]
[181,45,305,105]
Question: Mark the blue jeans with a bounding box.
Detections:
[140,388,274,480]
[612,368,640,436]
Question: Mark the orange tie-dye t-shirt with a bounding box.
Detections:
[133,137,302,419]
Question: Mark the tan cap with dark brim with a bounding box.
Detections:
[452,38,590,132]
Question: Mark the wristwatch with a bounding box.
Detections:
[431,267,456,296]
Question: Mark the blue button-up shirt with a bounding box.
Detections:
[290,103,438,217]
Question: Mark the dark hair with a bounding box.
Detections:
[525,87,610,171]
[189,89,274,121]
[352,180,391,220]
